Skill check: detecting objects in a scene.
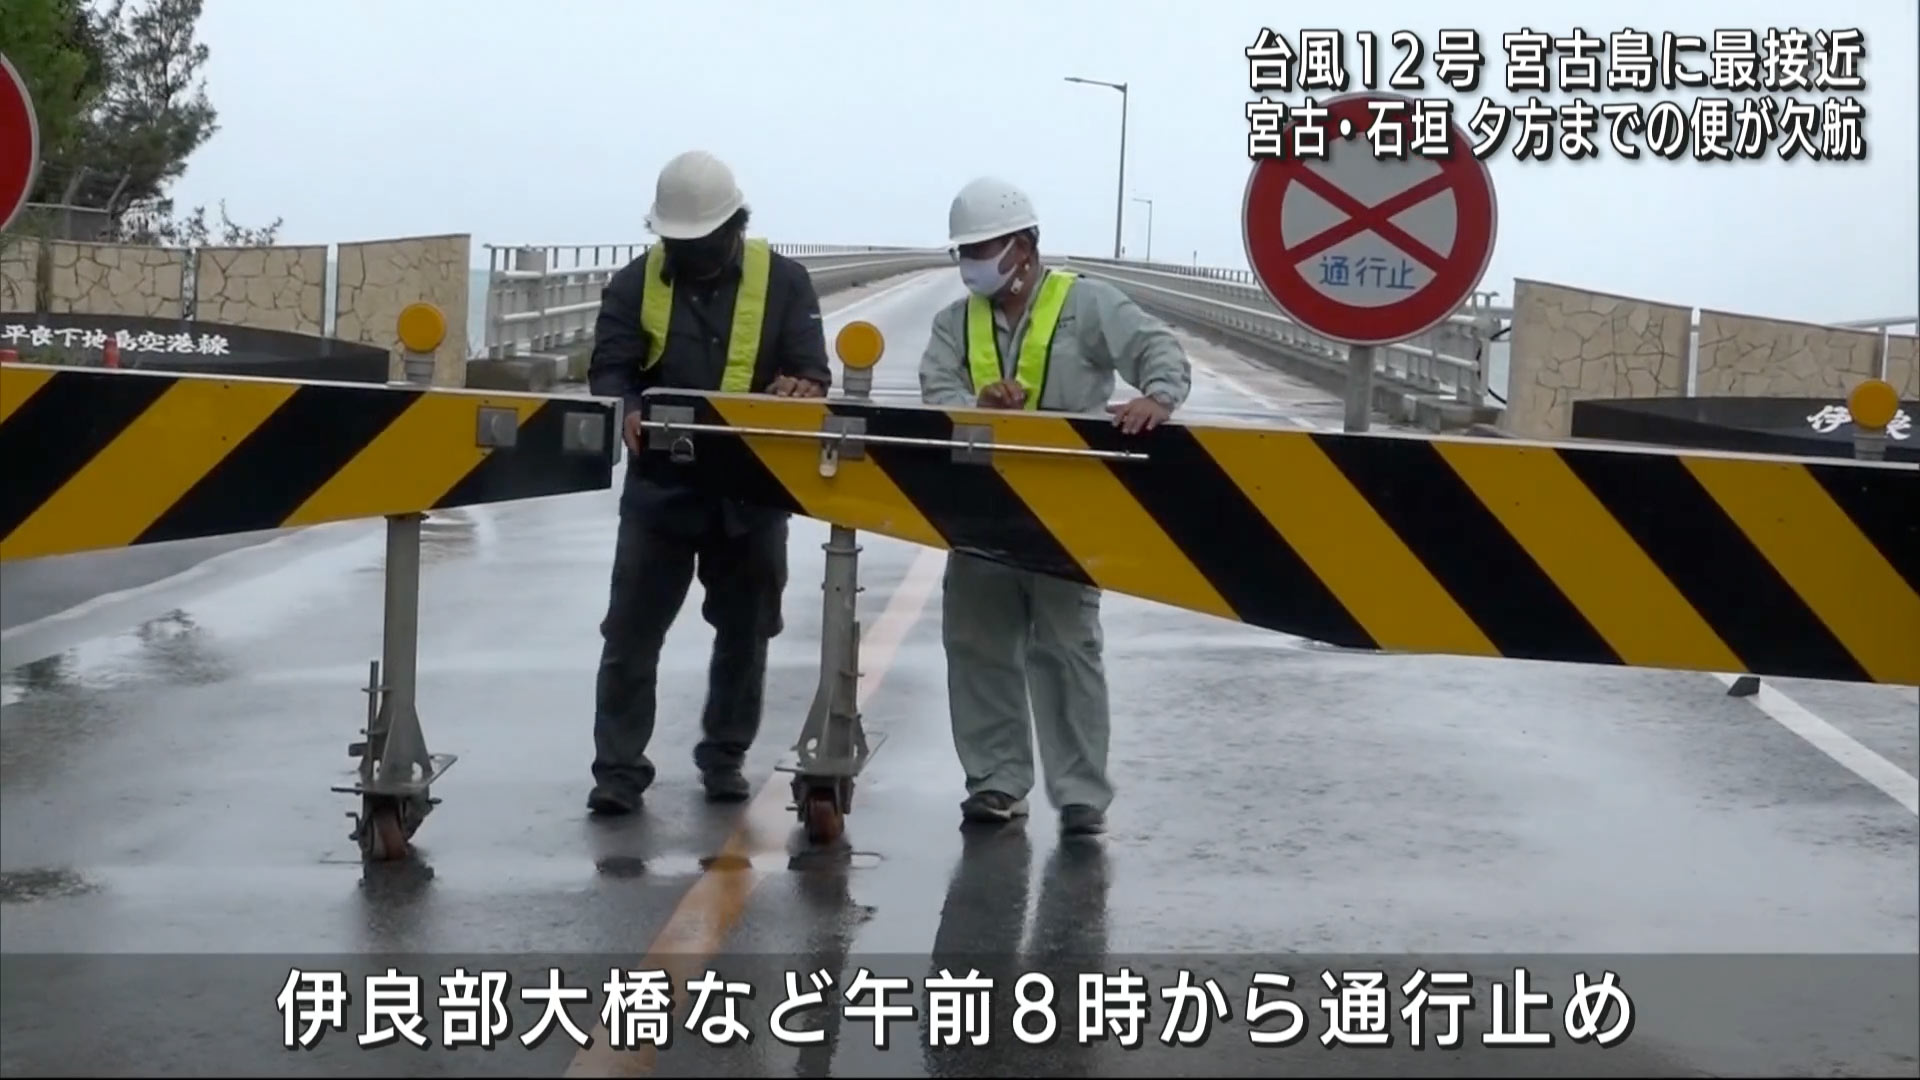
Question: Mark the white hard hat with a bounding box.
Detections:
[948,176,1039,246]
[647,150,748,240]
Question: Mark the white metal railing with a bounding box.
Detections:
[481,243,945,360]
[1064,255,1919,409]
[484,241,1917,402]
[1060,255,1503,408]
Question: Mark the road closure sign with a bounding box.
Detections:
[1,51,40,236]
[1242,90,1497,347]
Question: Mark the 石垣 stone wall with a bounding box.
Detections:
[1884,334,1919,399]
[45,241,187,318]
[1499,278,1691,440]
[0,237,37,311]
[333,233,471,386]
[1694,309,1882,398]
[194,245,328,334]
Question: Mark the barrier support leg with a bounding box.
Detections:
[779,520,879,846]
[777,328,888,846]
[333,512,458,860]
[331,309,460,862]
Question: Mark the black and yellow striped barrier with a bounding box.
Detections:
[0,362,620,563]
[637,389,1920,687]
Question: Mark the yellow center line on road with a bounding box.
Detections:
[564,542,948,1077]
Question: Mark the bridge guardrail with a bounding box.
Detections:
[1057,255,1505,413]
[1060,256,1919,417]
[483,244,950,361]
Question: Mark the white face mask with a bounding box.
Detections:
[957,238,1019,297]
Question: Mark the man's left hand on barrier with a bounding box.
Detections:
[622,409,647,457]
[767,374,826,398]
[1108,395,1171,435]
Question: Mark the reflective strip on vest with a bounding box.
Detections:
[638,237,772,394]
[965,270,1077,411]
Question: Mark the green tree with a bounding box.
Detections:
[4,0,279,245]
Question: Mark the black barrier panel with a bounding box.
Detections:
[0,311,391,384]
[1571,395,1920,463]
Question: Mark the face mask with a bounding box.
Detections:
[667,232,736,280]
[957,239,1019,296]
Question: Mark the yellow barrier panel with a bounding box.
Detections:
[0,362,619,563]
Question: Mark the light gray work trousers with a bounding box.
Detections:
[940,551,1115,812]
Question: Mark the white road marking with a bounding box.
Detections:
[820,268,940,321]
[1189,339,1920,818]
[1712,675,1919,817]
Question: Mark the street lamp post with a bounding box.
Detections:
[1065,75,1128,260]
[1132,196,1154,262]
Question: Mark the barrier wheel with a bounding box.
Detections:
[802,789,844,846]
[364,801,409,862]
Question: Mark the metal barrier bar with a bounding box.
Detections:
[637,416,1150,463]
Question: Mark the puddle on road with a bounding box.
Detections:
[595,850,883,879]
[683,849,884,875]
[2,609,233,695]
[594,855,649,879]
[1,608,242,784]
[0,867,100,903]
[788,848,883,872]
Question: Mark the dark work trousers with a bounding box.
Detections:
[591,506,789,797]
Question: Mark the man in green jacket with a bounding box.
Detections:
[918,176,1194,836]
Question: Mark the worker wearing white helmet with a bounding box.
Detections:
[583,150,833,816]
[920,176,1193,836]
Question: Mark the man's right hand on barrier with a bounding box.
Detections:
[976,380,1026,409]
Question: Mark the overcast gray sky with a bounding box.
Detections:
[171,0,1917,325]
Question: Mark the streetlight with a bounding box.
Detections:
[1131,196,1154,262]
[1064,75,1128,260]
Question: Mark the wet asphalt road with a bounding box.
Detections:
[2,269,1916,1078]
[1,532,275,632]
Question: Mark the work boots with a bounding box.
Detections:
[702,768,751,803]
[960,790,1030,824]
[1059,804,1106,836]
[587,783,641,816]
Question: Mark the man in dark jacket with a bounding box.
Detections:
[584,150,832,815]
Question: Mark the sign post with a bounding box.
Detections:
[1242,91,1498,432]
[1,51,41,235]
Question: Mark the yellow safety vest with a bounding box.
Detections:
[965,270,1077,410]
[638,236,771,394]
